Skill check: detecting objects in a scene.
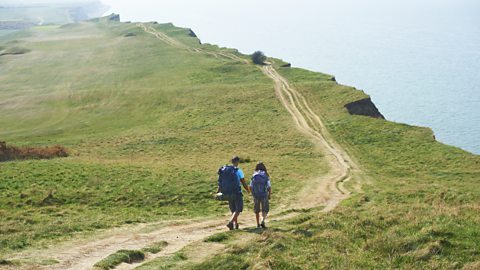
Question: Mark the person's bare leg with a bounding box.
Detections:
[231,212,240,224]
[255,212,260,226]
[229,212,236,224]
[262,212,268,223]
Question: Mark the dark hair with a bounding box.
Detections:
[231,156,240,163]
[255,162,268,176]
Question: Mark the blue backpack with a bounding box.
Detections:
[218,165,240,195]
[251,171,269,198]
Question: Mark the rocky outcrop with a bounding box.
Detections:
[188,29,197,37]
[108,14,120,22]
[344,98,385,119]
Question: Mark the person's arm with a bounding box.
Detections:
[237,168,249,193]
[240,178,250,193]
[267,180,272,199]
[217,171,221,193]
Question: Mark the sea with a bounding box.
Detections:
[102,0,480,154]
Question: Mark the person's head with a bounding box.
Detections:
[231,156,240,167]
[255,162,268,174]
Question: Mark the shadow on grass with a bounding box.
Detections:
[241,226,290,235]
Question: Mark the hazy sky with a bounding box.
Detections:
[0,0,91,4]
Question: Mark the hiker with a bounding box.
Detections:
[217,156,250,230]
[250,162,271,228]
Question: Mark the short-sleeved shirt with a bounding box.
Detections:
[236,168,244,181]
[235,167,244,194]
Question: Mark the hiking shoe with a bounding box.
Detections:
[261,221,266,228]
[257,224,261,228]
[235,223,239,230]
[226,222,234,230]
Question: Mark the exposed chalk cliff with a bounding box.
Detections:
[344,98,385,119]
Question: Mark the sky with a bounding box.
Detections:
[0,0,96,5]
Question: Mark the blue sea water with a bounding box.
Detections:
[102,0,480,154]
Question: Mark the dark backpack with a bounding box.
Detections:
[218,165,240,195]
[251,171,269,198]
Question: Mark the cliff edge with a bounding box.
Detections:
[344,97,385,119]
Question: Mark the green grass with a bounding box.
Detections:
[0,259,13,265]
[93,241,167,270]
[94,249,145,270]
[0,46,30,56]
[1,13,478,269]
[190,65,480,269]
[142,241,168,254]
[204,232,232,243]
[136,251,188,270]
[0,18,327,255]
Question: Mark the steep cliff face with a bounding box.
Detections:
[344,98,385,119]
[108,14,121,22]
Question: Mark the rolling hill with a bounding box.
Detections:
[0,14,479,270]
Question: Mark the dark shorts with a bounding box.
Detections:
[253,196,269,214]
[227,194,243,213]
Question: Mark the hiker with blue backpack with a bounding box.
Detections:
[250,162,272,228]
[216,156,250,230]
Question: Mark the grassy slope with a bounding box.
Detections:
[1,15,479,269]
[188,66,480,269]
[0,19,327,254]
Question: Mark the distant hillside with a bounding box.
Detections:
[0,1,108,31]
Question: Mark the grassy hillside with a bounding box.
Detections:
[184,65,480,269]
[1,14,479,270]
[0,18,327,254]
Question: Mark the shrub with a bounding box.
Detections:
[0,141,68,162]
[251,51,266,65]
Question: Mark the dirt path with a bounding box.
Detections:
[261,65,357,211]
[138,24,249,64]
[4,23,359,270]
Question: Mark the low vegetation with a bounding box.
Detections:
[142,241,168,254]
[188,64,480,269]
[94,249,145,270]
[0,141,68,162]
[204,232,232,243]
[136,251,188,270]
[0,13,478,269]
[0,259,13,265]
[0,46,30,56]
[93,241,167,270]
[251,50,266,65]
[0,19,326,254]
